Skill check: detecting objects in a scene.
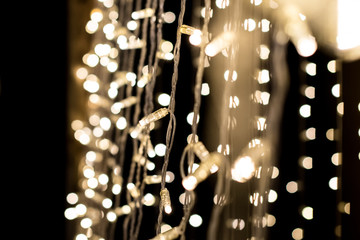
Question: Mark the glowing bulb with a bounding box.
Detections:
[160,188,172,214]
[331,84,340,98]
[231,156,255,183]
[215,0,229,9]
[286,181,298,193]
[116,117,127,130]
[80,218,92,229]
[292,228,303,240]
[304,86,315,99]
[201,83,210,96]
[302,206,313,220]
[186,112,200,125]
[297,36,317,57]
[158,93,171,106]
[150,226,180,240]
[268,189,278,203]
[259,44,270,60]
[163,12,176,23]
[90,8,103,22]
[205,32,235,57]
[131,8,154,20]
[189,30,203,46]
[327,60,336,73]
[329,177,338,190]
[155,143,166,157]
[244,18,256,32]
[182,175,198,191]
[257,69,270,84]
[66,193,79,205]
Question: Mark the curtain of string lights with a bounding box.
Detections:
[65,0,360,239]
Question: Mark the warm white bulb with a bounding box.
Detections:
[231,156,255,183]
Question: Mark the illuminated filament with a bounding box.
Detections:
[205,31,235,57]
[149,226,180,240]
[160,188,172,214]
[131,8,155,20]
[182,153,223,191]
[111,96,137,114]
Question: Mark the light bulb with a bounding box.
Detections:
[179,24,200,35]
[139,108,169,126]
[205,31,235,57]
[160,188,172,214]
[144,175,162,184]
[182,153,223,190]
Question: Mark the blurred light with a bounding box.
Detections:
[116,117,127,130]
[86,20,99,34]
[231,156,255,183]
[267,214,276,227]
[64,207,78,220]
[187,112,200,125]
[337,0,360,50]
[344,202,350,214]
[331,84,340,98]
[155,143,166,157]
[80,218,92,228]
[304,86,315,99]
[76,234,88,240]
[261,19,270,32]
[286,181,298,193]
[257,69,270,84]
[189,30,202,46]
[75,204,87,216]
[127,20,138,31]
[112,184,122,195]
[268,189,277,203]
[337,102,344,115]
[98,173,109,185]
[331,152,342,166]
[297,36,317,57]
[200,7,213,18]
[160,224,172,233]
[305,62,316,76]
[305,127,316,140]
[224,70,238,81]
[90,8,103,22]
[143,193,156,206]
[163,12,176,23]
[182,176,197,191]
[244,18,256,32]
[66,193,79,205]
[189,214,203,227]
[327,60,336,73]
[107,211,117,222]
[259,44,270,60]
[229,96,240,108]
[158,93,171,106]
[271,166,279,179]
[299,104,311,118]
[76,67,88,80]
[300,156,313,169]
[329,177,338,190]
[201,83,210,96]
[251,0,262,6]
[302,206,313,220]
[100,117,111,131]
[326,128,335,141]
[215,0,229,9]
[292,228,303,240]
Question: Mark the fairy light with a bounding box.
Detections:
[182,152,224,191]
[131,8,155,20]
[205,31,235,57]
[160,188,172,214]
[149,226,180,240]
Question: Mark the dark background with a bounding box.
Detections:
[0,1,359,240]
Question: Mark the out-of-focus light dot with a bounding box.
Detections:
[83,79,100,93]
[90,8,103,22]
[108,87,118,99]
[127,20,137,31]
[161,41,173,53]
[86,20,99,34]
[344,202,350,214]
[244,18,256,32]
[299,104,311,118]
[224,70,238,81]
[326,128,335,141]
[187,112,200,125]
[231,156,255,183]
[302,206,313,220]
[327,60,336,73]
[66,193,79,205]
[103,0,114,8]
[98,173,109,185]
[71,120,84,131]
[76,234,88,240]
[189,30,202,46]
[166,171,175,183]
[305,127,316,140]
[93,127,103,137]
[100,117,111,131]
[267,214,276,227]
[64,207,78,220]
[258,69,270,84]
[107,61,118,72]
[83,166,95,178]
[304,86,315,99]
[292,228,304,240]
[116,117,127,130]
[261,19,270,32]
[160,224,172,233]
[200,7,213,18]
[89,114,100,126]
[87,177,98,188]
[143,193,156,206]
[251,0,263,6]
[79,133,91,145]
[358,102,360,112]
[215,0,229,9]
[147,161,155,171]
[259,44,270,60]
[86,54,99,67]
[189,214,203,227]
[182,176,197,191]
[84,189,95,198]
[268,189,277,203]
[337,102,344,115]
[300,156,313,169]
[75,204,87,216]
[331,152,342,166]
[329,177,338,190]
[332,84,340,98]
[158,93,171,106]
[305,62,316,76]
[229,96,240,108]
[201,83,210,96]
[286,181,298,193]
[80,218,92,228]
[297,36,317,57]
[112,184,121,195]
[76,67,88,80]
[103,23,115,34]
[107,211,117,222]
[271,166,279,179]
[163,11,176,23]
[155,143,166,157]
[102,198,113,209]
